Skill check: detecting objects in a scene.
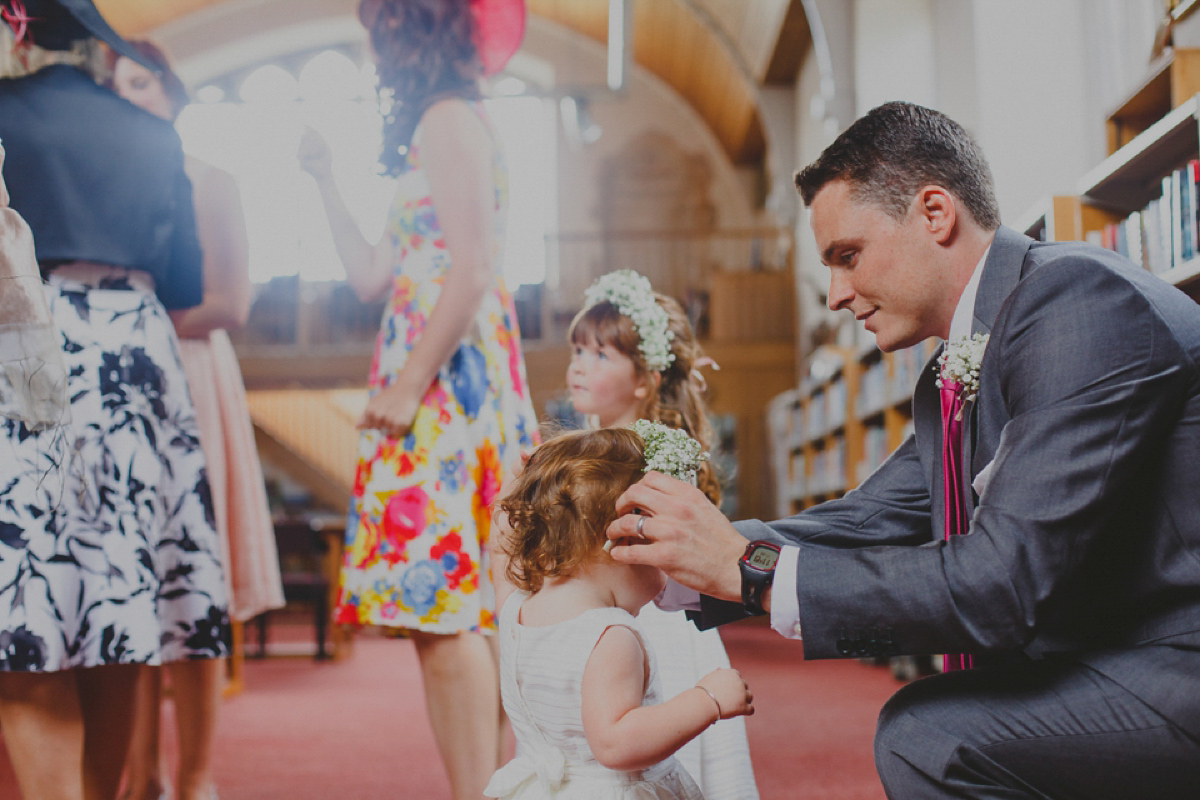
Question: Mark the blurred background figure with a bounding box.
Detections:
[0,2,230,799]
[108,39,285,800]
[0,141,68,431]
[298,1,538,798]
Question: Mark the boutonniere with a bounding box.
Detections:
[937,333,989,406]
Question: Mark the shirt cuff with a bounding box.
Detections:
[655,578,702,612]
[769,546,803,639]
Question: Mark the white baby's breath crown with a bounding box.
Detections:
[582,270,675,372]
[631,419,708,483]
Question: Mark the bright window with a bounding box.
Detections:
[175,49,554,288]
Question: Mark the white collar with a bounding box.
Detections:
[948,246,990,341]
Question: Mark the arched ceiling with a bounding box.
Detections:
[94,0,810,168]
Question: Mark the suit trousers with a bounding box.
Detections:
[874,653,1200,799]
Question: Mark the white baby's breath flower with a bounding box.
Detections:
[936,333,989,403]
[582,270,675,372]
[631,419,708,483]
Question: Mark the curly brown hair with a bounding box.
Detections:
[568,294,721,504]
[358,0,483,176]
[499,428,646,593]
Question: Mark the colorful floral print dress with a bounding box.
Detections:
[335,103,539,634]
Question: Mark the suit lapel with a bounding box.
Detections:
[914,344,943,538]
[962,227,1034,516]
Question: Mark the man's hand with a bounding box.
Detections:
[606,471,747,603]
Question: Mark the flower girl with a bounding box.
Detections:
[486,425,753,800]
[565,270,759,799]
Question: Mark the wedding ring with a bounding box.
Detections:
[636,515,647,539]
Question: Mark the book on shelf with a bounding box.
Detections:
[1099,160,1200,274]
[856,423,889,484]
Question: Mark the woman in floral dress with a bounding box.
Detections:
[299,1,537,798]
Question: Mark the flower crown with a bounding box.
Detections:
[582,270,675,372]
[632,419,708,483]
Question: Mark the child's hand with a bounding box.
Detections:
[696,668,753,719]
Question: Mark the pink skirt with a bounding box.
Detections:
[179,330,285,622]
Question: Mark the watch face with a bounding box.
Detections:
[746,545,779,571]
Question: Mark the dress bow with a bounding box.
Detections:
[485,745,568,797]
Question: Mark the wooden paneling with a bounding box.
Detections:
[762,0,810,84]
[246,389,361,509]
[529,0,772,165]
[695,0,794,81]
[708,270,796,342]
[96,0,219,35]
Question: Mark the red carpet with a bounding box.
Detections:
[0,621,896,799]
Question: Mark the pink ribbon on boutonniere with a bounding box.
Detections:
[940,379,974,671]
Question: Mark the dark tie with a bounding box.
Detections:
[940,381,973,671]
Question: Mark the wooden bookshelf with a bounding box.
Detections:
[771,340,938,512]
[1017,57,1200,298]
[1079,93,1200,213]
[1015,196,1122,243]
[1106,48,1200,154]
[1159,254,1200,291]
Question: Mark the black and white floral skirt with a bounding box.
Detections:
[0,267,230,672]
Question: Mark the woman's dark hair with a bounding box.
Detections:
[359,0,483,176]
[103,39,190,120]
[794,101,1001,231]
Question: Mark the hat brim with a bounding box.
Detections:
[31,0,158,71]
[471,0,525,76]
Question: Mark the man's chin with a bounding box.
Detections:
[874,332,915,353]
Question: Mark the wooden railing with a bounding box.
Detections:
[541,227,794,341]
[230,226,796,378]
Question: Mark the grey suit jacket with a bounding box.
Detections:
[731,226,1200,737]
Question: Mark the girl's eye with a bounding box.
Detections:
[597,351,607,360]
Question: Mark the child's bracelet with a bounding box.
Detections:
[695,685,722,722]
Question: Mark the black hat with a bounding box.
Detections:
[2,0,156,69]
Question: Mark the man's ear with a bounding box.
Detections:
[917,186,957,244]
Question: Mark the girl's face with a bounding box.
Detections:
[112,57,173,121]
[568,336,647,427]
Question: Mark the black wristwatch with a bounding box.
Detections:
[738,541,781,616]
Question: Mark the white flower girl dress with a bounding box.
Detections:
[485,591,707,800]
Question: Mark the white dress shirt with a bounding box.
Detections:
[768,245,992,639]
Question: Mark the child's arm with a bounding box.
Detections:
[581,625,753,771]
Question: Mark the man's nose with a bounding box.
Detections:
[827,270,854,312]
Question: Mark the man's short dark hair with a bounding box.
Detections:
[795,101,1001,230]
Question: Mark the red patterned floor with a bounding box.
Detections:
[0,620,897,799]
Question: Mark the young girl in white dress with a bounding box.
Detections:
[564,270,760,800]
[486,426,753,800]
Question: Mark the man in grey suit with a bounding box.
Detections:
[607,101,1200,797]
